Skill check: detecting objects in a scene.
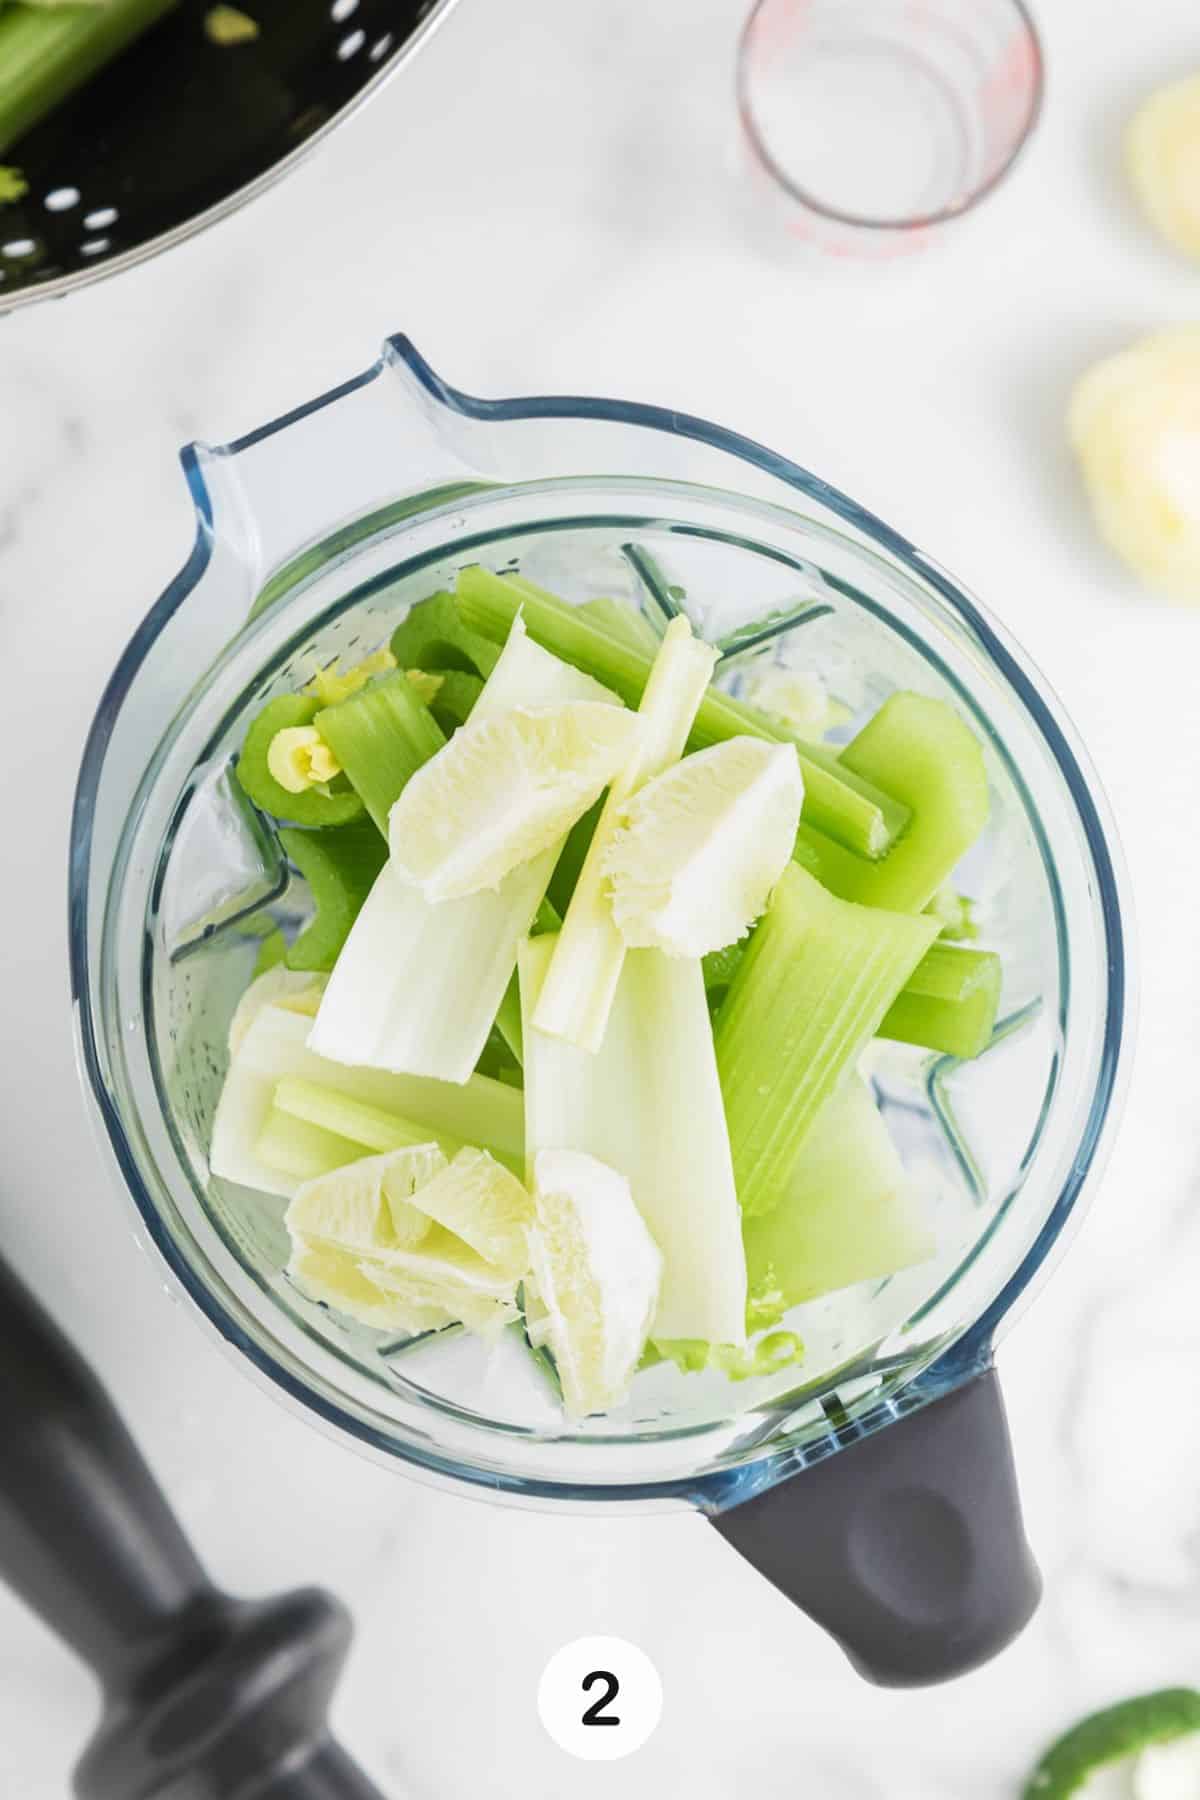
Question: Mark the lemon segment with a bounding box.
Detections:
[388,701,640,901]
[525,1148,662,1418]
[1069,326,1200,600]
[1126,74,1200,260]
[603,737,803,958]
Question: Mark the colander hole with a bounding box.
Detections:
[44,187,81,212]
[2,238,37,258]
[83,207,118,230]
[330,0,358,18]
[369,32,393,60]
[80,237,111,257]
[337,27,365,58]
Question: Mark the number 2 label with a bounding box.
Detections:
[581,1669,620,1726]
[538,1636,662,1760]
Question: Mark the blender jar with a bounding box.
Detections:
[70,337,1128,1686]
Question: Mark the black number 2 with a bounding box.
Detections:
[581,1669,621,1727]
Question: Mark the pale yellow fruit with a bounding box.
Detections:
[1069,327,1200,600]
[1127,74,1200,260]
[388,701,640,901]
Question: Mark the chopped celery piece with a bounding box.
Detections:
[309,621,620,1083]
[545,798,601,917]
[407,1147,533,1276]
[878,943,1002,1059]
[315,670,444,836]
[272,1077,465,1160]
[715,863,939,1217]
[577,596,662,653]
[1023,1690,1200,1800]
[533,617,716,1050]
[303,647,396,707]
[795,693,989,913]
[0,0,177,157]
[520,935,746,1344]
[388,700,640,902]
[455,567,909,859]
[389,589,502,679]
[255,1106,366,1183]
[702,940,746,1002]
[236,693,364,827]
[654,1331,805,1381]
[267,725,341,795]
[278,821,387,972]
[603,737,803,958]
[744,1079,935,1329]
[429,669,483,734]
[926,881,979,941]
[210,1003,524,1198]
[287,1145,446,1256]
[253,928,288,977]
[228,966,324,1058]
[526,1148,662,1418]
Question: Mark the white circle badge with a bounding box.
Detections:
[537,1634,663,1761]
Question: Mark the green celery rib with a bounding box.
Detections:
[278,822,387,973]
[255,1106,369,1183]
[455,566,908,860]
[492,899,559,1068]
[576,595,663,653]
[315,670,445,836]
[878,943,1001,1059]
[236,693,364,828]
[429,669,484,735]
[715,862,939,1218]
[743,1079,935,1330]
[0,0,177,155]
[273,1078,461,1158]
[389,590,502,679]
[795,692,989,913]
[253,928,289,977]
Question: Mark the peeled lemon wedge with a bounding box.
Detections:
[388,701,640,901]
[525,1148,662,1419]
[285,1142,446,1255]
[286,1141,531,1338]
[1127,74,1200,260]
[602,737,804,957]
[1069,327,1200,600]
[287,1238,454,1335]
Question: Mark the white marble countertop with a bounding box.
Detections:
[3,0,1200,1793]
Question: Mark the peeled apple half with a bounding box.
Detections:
[1069,327,1200,601]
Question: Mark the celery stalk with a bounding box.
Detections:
[0,0,177,156]
[389,590,501,678]
[532,616,716,1051]
[455,567,909,859]
[315,670,444,836]
[878,943,1001,1059]
[211,1003,524,1198]
[715,863,939,1217]
[428,670,483,734]
[520,935,747,1345]
[278,821,387,972]
[744,1079,935,1329]
[795,692,990,913]
[577,596,662,653]
[308,621,622,1084]
[254,1107,368,1183]
[272,1078,464,1159]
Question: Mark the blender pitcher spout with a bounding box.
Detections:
[708,1368,1041,1687]
[184,335,499,605]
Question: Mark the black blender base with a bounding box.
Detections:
[0,1255,388,1800]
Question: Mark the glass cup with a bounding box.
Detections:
[69,337,1127,1684]
[738,0,1045,257]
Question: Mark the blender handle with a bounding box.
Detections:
[0,1255,388,1800]
[709,1368,1040,1686]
